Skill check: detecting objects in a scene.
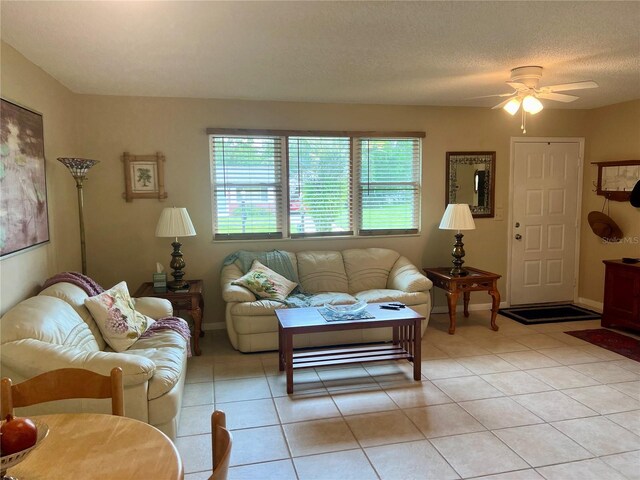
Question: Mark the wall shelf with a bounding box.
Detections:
[592,160,640,202]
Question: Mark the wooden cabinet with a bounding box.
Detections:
[602,260,640,331]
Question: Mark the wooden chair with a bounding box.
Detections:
[210,410,232,480]
[1,367,124,418]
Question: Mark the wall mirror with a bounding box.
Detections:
[446,151,496,218]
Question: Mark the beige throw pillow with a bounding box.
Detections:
[85,281,155,352]
[232,260,297,302]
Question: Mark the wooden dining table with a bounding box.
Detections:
[7,413,184,479]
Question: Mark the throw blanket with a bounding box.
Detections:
[42,272,192,356]
[222,250,313,307]
[42,271,103,296]
[222,249,301,285]
[139,317,192,354]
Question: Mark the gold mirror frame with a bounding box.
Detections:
[446,151,496,218]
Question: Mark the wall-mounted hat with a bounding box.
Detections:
[588,211,623,242]
[630,180,640,207]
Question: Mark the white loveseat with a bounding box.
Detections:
[221,248,433,352]
[0,282,188,440]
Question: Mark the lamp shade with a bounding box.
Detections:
[58,157,99,179]
[156,207,196,238]
[503,97,521,116]
[439,204,476,231]
[522,95,543,114]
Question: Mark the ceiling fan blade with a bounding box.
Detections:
[545,81,599,92]
[537,92,579,102]
[468,92,514,100]
[506,81,528,90]
[491,97,515,110]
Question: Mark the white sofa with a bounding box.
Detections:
[0,282,188,440]
[221,248,433,352]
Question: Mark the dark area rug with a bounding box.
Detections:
[565,328,640,362]
[498,304,600,325]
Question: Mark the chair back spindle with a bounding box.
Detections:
[210,410,232,480]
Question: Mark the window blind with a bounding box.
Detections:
[356,138,421,235]
[211,135,284,239]
[288,136,352,237]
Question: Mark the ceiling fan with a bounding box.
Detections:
[483,66,599,133]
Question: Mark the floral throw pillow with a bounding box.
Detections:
[84,281,155,352]
[232,260,297,302]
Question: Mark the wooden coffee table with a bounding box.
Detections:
[276,303,424,394]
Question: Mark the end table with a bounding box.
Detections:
[423,267,501,335]
[134,279,204,355]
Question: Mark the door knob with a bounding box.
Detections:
[515,234,522,240]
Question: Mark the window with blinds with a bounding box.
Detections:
[357,138,421,235]
[210,135,284,239]
[288,136,352,237]
[209,129,423,240]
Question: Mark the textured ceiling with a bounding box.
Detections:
[1,1,639,109]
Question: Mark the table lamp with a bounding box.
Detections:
[439,203,476,276]
[57,157,100,275]
[155,207,196,290]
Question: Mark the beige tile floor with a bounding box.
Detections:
[178,311,640,480]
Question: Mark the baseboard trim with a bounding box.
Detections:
[576,297,603,313]
[432,301,508,314]
[202,321,226,331]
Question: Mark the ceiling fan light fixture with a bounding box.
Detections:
[503,97,521,115]
[488,66,598,134]
[522,95,543,114]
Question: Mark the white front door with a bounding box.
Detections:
[509,140,583,305]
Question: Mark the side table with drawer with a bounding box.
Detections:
[134,279,204,356]
[423,267,501,335]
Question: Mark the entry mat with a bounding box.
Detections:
[498,304,600,325]
[565,328,640,362]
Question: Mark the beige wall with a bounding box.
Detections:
[73,95,589,323]
[579,100,640,304]
[0,43,80,314]
[4,41,636,325]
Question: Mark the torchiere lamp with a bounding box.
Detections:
[439,203,476,276]
[58,157,100,275]
[155,207,196,290]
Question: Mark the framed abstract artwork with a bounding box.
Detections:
[0,98,50,257]
[122,151,168,202]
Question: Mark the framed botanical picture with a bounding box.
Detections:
[122,151,168,202]
[0,98,50,257]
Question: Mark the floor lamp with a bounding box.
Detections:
[58,158,99,275]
